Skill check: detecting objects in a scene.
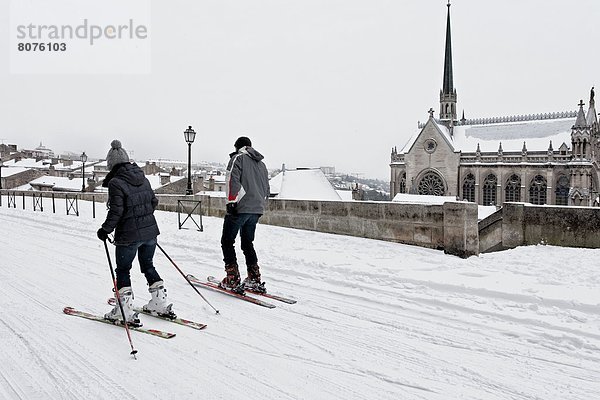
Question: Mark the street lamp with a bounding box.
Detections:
[0,161,4,190]
[184,125,196,195]
[80,152,88,192]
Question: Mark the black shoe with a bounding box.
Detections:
[243,277,266,293]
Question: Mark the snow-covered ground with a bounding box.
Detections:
[1,202,599,399]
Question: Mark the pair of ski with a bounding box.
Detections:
[186,274,297,308]
[64,276,297,337]
[63,298,207,339]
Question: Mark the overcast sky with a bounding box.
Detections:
[1,0,599,180]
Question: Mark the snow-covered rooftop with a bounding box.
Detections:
[145,174,186,190]
[208,175,226,183]
[0,166,30,177]
[401,116,576,154]
[270,168,341,201]
[336,190,353,201]
[2,158,88,171]
[3,158,47,168]
[27,176,84,191]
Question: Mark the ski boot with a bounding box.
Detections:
[242,264,266,293]
[220,263,244,294]
[143,280,176,319]
[105,286,142,327]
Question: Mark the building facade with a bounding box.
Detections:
[390,3,599,207]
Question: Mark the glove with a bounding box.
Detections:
[97,228,109,241]
[226,202,238,215]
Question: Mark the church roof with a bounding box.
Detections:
[574,102,587,128]
[400,116,575,154]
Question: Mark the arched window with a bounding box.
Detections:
[418,172,445,196]
[399,172,406,194]
[555,175,569,206]
[482,174,497,206]
[462,173,475,202]
[505,174,521,202]
[529,175,547,205]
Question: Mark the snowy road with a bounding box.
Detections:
[0,202,599,399]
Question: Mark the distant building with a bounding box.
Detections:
[22,142,55,159]
[0,144,18,160]
[390,3,598,207]
[320,166,335,175]
[205,174,226,192]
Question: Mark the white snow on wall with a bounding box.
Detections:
[393,193,499,220]
[392,193,457,205]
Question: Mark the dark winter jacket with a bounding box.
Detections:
[101,163,160,245]
[226,146,270,214]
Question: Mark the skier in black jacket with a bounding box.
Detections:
[97,140,174,324]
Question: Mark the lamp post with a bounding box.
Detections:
[80,152,88,192]
[184,126,196,195]
[0,162,4,190]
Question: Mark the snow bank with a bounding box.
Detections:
[0,203,599,399]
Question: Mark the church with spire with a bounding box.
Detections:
[390,2,599,207]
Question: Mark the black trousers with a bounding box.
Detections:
[221,213,261,267]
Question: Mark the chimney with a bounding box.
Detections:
[160,173,170,186]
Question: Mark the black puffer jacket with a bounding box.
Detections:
[101,163,160,245]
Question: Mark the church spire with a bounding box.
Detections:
[443,1,454,95]
[439,1,457,122]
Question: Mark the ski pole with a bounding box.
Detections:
[104,238,138,359]
[156,242,220,314]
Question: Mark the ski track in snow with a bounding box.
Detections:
[1,202,600,399]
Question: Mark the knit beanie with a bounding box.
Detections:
[234,136,252,150]
[106,140,130,171]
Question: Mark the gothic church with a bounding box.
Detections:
[390,3,598,207]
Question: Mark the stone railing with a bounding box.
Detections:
[0,190,480,258]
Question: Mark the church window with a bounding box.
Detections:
[399,172,406,194]
[462,173,475,202]
[505,174,521,202]
[482,174,497,206]
[417,172,445,196]
[555,175,569,206]
[529,175,547,205]
[424,139,437,153]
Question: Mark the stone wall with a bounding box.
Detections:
[502,202,600,248]
[166,195,479,258]
[1,190,480,258]
[2,169,46,189]
[478,202,600,252]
